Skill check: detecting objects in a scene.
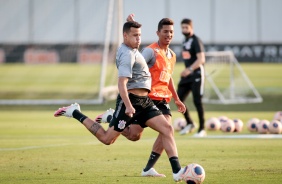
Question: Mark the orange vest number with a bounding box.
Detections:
[159,71,171,82]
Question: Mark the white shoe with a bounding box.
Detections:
[141,168,166,177]
[179,124,196,135]
[95,108,115,123]
[193,130,207,137]
[173,167,185,182]
[54,103,81,118]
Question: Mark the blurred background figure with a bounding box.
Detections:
[177,18,206,137]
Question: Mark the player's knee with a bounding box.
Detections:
[103,140,113,145]
[127,131,142,141]
[102,137,116,145]
[128,134,141,141]
[126,125,143,141]
[164,123,174,136]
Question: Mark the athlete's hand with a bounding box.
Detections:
[174,99,186,114]
[181,68,192,77]
[125,106,135,117]
[126,13,135,22]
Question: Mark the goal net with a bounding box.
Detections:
[0,0,121,105]
[203,51,263,104]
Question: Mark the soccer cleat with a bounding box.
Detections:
[141,168,166,177]
[193,130,207,137]
[95,108,115,123]
[179,124,196,135]
[54,103,81,118]
[173,167,185,182]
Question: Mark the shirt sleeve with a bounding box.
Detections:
[117,51,133,78]
[194,37,205,54]
[141,47,156,68]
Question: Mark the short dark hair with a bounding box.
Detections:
[158,18,174,31]
[181,18,193,27]
[123,21,142,33]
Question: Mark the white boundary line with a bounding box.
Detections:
[1,135,281,151]
[0,143,72,151]
[203,134,282,139]
[0,142,100,152]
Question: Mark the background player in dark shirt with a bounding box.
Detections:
[177,18,206,137]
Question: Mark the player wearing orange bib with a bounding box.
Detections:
[147,42,176,102]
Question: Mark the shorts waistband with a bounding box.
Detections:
[129,93,148,99]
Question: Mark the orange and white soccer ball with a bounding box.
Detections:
[247,118,260,132]
[182,163,205,184]
[206,117,221,131]
[233,118,244,132]
[173,118,186,131]
[273,111,282,121]
[268,120,282,134]
[220,118,235,132]
[257,119,270,134]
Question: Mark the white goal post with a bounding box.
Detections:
[203,51,263,104]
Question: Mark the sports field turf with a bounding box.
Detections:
[0,63,282,183]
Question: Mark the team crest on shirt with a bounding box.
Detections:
[184,38,193,50]
[118,120,126,130]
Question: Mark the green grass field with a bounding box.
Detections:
[0,63,282,183]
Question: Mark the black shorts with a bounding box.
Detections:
[152,99,172,116]
[130,99,171,127]
[109,93,162,132]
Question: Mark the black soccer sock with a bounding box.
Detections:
[72,109,88,123]
[143,152,160,172]
[169,156,181,174]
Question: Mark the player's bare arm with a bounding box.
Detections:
[192,52,205,69]
[168,78,186,113]
[118,77,135,117]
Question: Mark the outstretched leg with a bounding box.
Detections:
[54,103,121,145]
